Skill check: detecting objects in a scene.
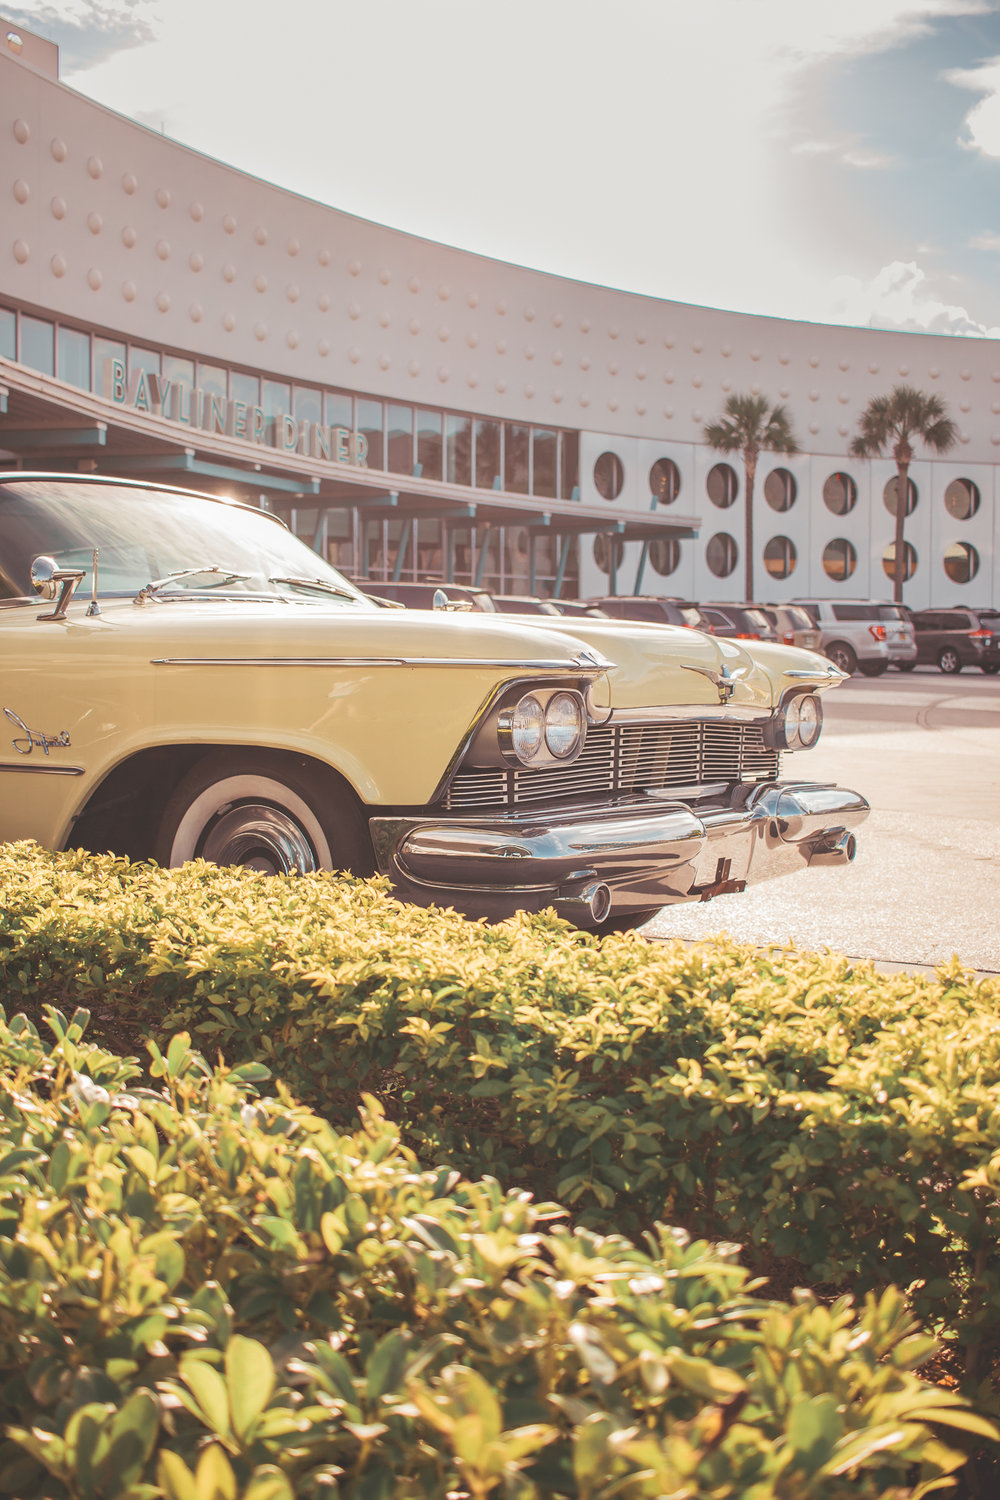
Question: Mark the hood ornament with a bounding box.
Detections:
[681,661,749,704]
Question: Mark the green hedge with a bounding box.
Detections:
[3,843,1000,1397]
[0,1004,991,1498]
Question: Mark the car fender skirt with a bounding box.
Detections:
[369,780,870,927]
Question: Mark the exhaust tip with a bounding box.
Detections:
[554,880,613,926]
[809,830,857,866]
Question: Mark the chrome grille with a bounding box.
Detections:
[444,720,780,811]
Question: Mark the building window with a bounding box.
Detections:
[387,403,414,474]
[823,471,857,515]
[560,431,580,499]
[417,408,443,481]
[20,314,54,375]
[764,467,797,512]
[0,306,14,360]
[822,538,857,581]
[882,540,917,581]
[533,428,557,497]
[475,420,501,489]
[505,424,530,494]
[325,389,353,430]
[57,326,90,390]
[357,398,384,469]
[231,370,261,408]
[593,533,624,574]
[261,379,291,422]
[943,541,979,584]
[706,462,738,508]
[445,413,471,486]
[883,475,918,516]
[944,477,980,520]
[293,385,322,424]
[649,536,680,576]
[649,457,681,504]
[594,451,624,500]
[161,354,193,392]
[706,532,738,578]
[763,535,796,579]
[132,346,162,380]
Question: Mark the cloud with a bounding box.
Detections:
[1,0,156,71]
[827,259,1000,336]
[791,137,894,168]
[969,230,1000,249]
[947,56,1000,156]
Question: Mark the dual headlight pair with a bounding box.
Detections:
[766,691,823,751]
[499,690,586,767]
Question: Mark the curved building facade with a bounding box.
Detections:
[1,19,997,607]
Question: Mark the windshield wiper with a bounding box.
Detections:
[134,567,253,604]
[268,576,362,601]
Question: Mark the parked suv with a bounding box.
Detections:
[909,607,1000,674]
[759,604,823,652]
[698,603,778,641]
[589,595,713,630]
[792,599,917,676]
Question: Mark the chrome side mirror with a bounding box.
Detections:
[30,555,85,621]
[30,555,59,600]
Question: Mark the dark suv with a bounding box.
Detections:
[588,595,712,630]
[909,608,1000,674]
[698,603,778,641]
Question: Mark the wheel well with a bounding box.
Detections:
[68,745,368,862]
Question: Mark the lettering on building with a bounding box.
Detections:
[101,359,368,466]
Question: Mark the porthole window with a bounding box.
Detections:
[706,532,738,579]
[763,535,796,580]
[823,471,857,515]
[882,540,918,582]
[593,533,624,574]
[883,475,918,516]
[649,457,681,504]
[943,541,979,584]
[706,462,738,508]
[764,467,797,512]
[944,477,980,521]
[822,538,857,581]
[649,536,680,576]
[594,451,624,500]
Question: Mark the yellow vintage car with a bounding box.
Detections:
[0,475,868,930]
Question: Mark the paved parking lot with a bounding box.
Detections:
[644,667,1000,975]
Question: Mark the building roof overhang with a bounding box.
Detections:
[0,359,700,539]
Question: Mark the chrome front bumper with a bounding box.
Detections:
[369,780,870,927]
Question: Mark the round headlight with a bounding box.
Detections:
[544,692,584,759]
[795,692,822,748]
[510,694,545,763]
[783,695,802,747]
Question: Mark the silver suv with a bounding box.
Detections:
[792,599,917,676]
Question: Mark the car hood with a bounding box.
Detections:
[45,595,609,671]
[493,614,843,710]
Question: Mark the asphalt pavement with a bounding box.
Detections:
[642,666,1000,976]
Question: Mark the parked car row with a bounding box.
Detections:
[1,474,869,934]
[369,584,999,677]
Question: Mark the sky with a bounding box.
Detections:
[7,0,1000,339]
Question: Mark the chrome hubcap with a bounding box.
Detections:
[199,802,318,875]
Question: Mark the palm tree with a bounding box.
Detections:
[703,394,799,601]
[849,386,957,604]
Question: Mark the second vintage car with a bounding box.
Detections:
[0,475,868,930]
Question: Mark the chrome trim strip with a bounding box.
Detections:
[0,762,85,775]
[785,667,846,679]
[607,703,771,723]
[150,656,602,670]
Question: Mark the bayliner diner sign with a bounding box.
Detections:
[102,359,369,467]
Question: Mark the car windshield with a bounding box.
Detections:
[678,606,706,628]
[743,608,771,630]
[0,480,369,604]
[783,606,815,628]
